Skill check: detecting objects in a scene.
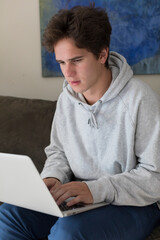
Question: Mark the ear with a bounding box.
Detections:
[99,47,109,64]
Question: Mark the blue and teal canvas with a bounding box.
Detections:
[39,0,160,77]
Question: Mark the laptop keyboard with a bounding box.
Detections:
[59,202,84,211]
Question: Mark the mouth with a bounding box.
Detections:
[70,81,81,86]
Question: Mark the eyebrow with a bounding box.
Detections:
[56,56,84,63]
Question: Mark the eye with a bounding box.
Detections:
[58,61,65,65]
[72,58,83,63]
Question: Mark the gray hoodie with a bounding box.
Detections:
[41,51,160,206]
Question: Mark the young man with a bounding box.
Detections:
[0,4,160,240]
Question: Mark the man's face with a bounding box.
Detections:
[54,38,108,98]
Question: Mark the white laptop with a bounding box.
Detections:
[0,153,107,217]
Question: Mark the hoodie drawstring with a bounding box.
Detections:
[79,101,102,129]
[88,112,99,128]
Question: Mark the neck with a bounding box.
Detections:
[83,68,112,105]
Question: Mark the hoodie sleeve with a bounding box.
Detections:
[85,90,160,206]
[41,100,73,183]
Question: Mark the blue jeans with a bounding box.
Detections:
[0,203,160,240]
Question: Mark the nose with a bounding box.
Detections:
[64,63,75,78]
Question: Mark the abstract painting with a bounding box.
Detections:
[39,0,160,77]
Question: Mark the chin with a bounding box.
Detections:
[71,87,84,94]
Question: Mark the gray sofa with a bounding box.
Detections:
[0,95,160,240]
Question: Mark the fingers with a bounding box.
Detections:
[67,195,84,207]
[50,183,74,205]
[55,190,74,206]
[43,180,93,207]
[43,178,61,191]
[51,182,93,206]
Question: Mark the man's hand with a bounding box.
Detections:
[43,177,61,192]
[50,181,93,207]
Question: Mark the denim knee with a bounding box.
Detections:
[0,203,57,240]
[49,214,90,240]
[0,203,29,240]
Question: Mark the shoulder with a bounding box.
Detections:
[56,91,70,108]
[55,91,76,120]
[120,77,160,104]
[119,77,160,124]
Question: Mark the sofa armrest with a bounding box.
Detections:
[0,96,57,172]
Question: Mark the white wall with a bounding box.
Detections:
[0,0,64,101]
[0,0,160,101]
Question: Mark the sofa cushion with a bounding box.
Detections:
[0,96,56,173]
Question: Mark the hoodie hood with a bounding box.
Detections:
[102,51,133,102]
[63,51,133,128]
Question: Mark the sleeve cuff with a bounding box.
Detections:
[84,177,115,204]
